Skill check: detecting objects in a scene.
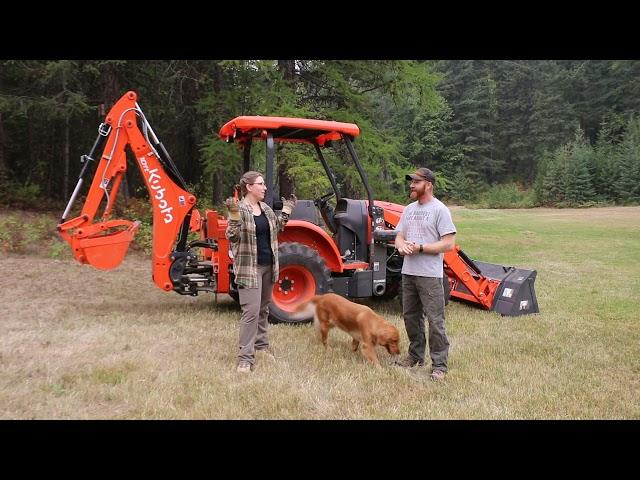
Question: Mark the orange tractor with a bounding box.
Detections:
[58,91,538,323]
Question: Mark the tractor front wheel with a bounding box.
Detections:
[269,242,331,324]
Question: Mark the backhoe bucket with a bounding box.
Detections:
[472,260,539,316]
[71,221,141,270]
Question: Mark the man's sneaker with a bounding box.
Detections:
[430,369,446,381]
[237,361,252,373]
[256,347,276,360]
[394,355,424,368]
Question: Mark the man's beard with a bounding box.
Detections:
[410,186,425,198]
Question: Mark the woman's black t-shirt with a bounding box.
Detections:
[254,211,273,266]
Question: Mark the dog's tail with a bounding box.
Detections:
[288,296,320,322]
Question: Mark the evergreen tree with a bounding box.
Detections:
[564,145,596,206]
[435,60,499,186]
[541,148,567,205]
[612,116,640,203]
[2,59,640,209]
[592,112,627,201]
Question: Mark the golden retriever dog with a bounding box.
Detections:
[291,293,400,368]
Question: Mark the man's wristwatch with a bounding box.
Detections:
[419,244,423,253]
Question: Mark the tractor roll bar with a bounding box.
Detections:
[265,133,275,207]
[342,134,375,219]
[314,143,341,201]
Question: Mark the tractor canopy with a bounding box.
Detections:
[219,116,360,146]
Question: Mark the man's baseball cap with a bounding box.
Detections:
[406,167,436,184]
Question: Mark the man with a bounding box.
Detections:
[394,167,456,381]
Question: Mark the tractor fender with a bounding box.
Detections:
[278,220,343,272]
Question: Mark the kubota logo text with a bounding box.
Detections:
[139,157,174,224]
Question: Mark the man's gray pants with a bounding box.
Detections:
[238,264,272,365]
[402,274,450,372]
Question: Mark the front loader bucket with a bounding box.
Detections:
[445,246,539,316]
[70,220,141,270]
[472,260,539,316]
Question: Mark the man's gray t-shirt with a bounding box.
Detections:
[396,197,456,278]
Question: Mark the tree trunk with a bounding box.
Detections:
[103,63,121,110]
[0,111,7,198]
[278,60,296,84]
[0,111,6,188]
[63,116,70,199]
[212,171,223,205]
[0,111,5,173]
[26,111,34,185]
[46,126,53,199]
[277,161,293,199]
[213,61,223,93]
[276,61,296,198]
[212,61,225,205]
[122,171,130,201]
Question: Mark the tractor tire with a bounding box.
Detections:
[397,276,451,310]
[269,242,331,324]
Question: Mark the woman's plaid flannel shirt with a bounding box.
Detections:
[225,199,289,288]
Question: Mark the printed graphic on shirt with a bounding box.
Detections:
[405,210,432,243]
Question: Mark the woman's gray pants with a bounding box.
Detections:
[238,265,272,365]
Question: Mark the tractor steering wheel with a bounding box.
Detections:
[314,191,338,234]
[314,191,335,206]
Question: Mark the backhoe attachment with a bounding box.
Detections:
[57,91,197,291]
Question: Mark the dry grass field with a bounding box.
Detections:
[1,206,638,419]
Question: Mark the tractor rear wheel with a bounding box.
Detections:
[269,242,331,324]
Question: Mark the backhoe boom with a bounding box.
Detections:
[57,91,197,291]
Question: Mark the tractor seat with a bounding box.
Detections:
[333,198,368,261]
[281,199,321,226]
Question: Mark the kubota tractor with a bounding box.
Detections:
[58,91,538,324]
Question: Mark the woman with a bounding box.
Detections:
[225,171,296,373]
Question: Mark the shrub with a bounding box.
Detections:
[49,240,70,259]
[5,182,42,209]
[0,213,59,253]
[474,183,536,209]
[0,215,25,252]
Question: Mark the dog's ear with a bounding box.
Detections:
[378,324,399,344]
[378,324,401,355]
[374,326,387,344]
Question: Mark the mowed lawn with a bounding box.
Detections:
[0,206,638,419]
